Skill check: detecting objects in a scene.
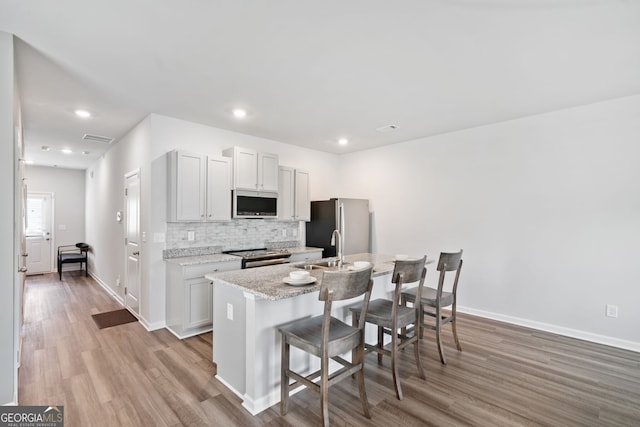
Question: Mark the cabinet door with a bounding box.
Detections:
[294,169,310,221]
[207,156,231,221]
[278,166,294,220]
[185,277,213,329]
[175,151,206,221]
[232,147,258,190]
[258,152,279,192]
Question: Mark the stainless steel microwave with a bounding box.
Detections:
[232,190,278,218]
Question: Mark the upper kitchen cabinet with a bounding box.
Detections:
[206,156,232,221]
[222,146,279,192]
[278,166,310,221]
[167,150,231,222]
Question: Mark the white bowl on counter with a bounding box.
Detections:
[352,261,370,269]
[289,270,310,281]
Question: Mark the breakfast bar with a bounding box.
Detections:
[205,253,397,415]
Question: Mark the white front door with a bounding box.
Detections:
[125,170,141,316]
[25,193,53,275]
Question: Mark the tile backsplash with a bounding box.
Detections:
[165,220,300,251]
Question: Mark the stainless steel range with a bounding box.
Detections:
[225,248,291,269]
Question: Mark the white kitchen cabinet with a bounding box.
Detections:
[223,146,279,192]
[278,166,310,221]
[166,258,241,339]
[207,156,232,221]
[167,150,231,222]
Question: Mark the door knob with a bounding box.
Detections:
[18,266,27,273]
[133,251,140,255]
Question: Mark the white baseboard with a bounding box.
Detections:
[457,306,640,353]
[89,272,165,332]
[139,318,166,332]
[89,272,124,305]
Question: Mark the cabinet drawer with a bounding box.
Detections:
[183,260,241,279]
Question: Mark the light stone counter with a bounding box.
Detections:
[285,246,324,255]
[205,253,396,301]
[164,253,241,266]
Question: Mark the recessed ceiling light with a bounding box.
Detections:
[75,109,91,118]
[61,148,72,154]
[232,109,247,118]
[41,146,51,151]
[338,138,349,145]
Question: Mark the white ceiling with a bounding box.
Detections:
[2,0,639,170]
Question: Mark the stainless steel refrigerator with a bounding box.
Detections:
[305,198,370,257]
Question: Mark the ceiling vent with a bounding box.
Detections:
[82,133,114,144]
[376,124,399,133]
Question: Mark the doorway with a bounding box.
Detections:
[124,170,141,317]
[25,192,53,275]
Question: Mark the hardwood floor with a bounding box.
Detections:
[19,272,640,426]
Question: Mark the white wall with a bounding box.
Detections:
[85,116,151,310]
[339,95,640,348]
[86,114,341,329]
[0,30,17,404]
[25,166,86,259]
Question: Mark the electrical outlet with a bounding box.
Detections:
[282,229,287,237]
[606,304,618,318]
[227,303,234,320]
[187,231,195,241]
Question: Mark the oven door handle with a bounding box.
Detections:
[245,258,289,268]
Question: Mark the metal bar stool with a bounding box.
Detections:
[279,266,374,427]
[350,256,427,400]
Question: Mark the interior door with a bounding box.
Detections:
[25,192,53,274]
[124,170,141,316]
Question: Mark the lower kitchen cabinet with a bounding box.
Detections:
[166,259,241,338]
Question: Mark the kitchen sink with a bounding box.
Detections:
[293,261,350,270]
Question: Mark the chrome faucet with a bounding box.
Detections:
[331,229,343,267]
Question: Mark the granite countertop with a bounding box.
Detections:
[205,253,397,301]
[164,246,322,267]
[287,246,324,254]
[164,253,241,266]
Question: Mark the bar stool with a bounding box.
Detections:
[402,250,463,365]
[279,266,374,427]
[350,256,427,400]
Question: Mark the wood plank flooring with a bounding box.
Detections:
[19,272,640,426]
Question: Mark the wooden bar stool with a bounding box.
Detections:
[350,256,427,400]
[279,266,374,427]
[402,250,463,365]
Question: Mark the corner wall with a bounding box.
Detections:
[338,95,640,348]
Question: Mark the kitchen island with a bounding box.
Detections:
[205,253,397,415]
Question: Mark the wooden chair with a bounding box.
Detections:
[279,266,374,427]
[57,242,89,280]
[402,250,463,365]
[350,256,427,400]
